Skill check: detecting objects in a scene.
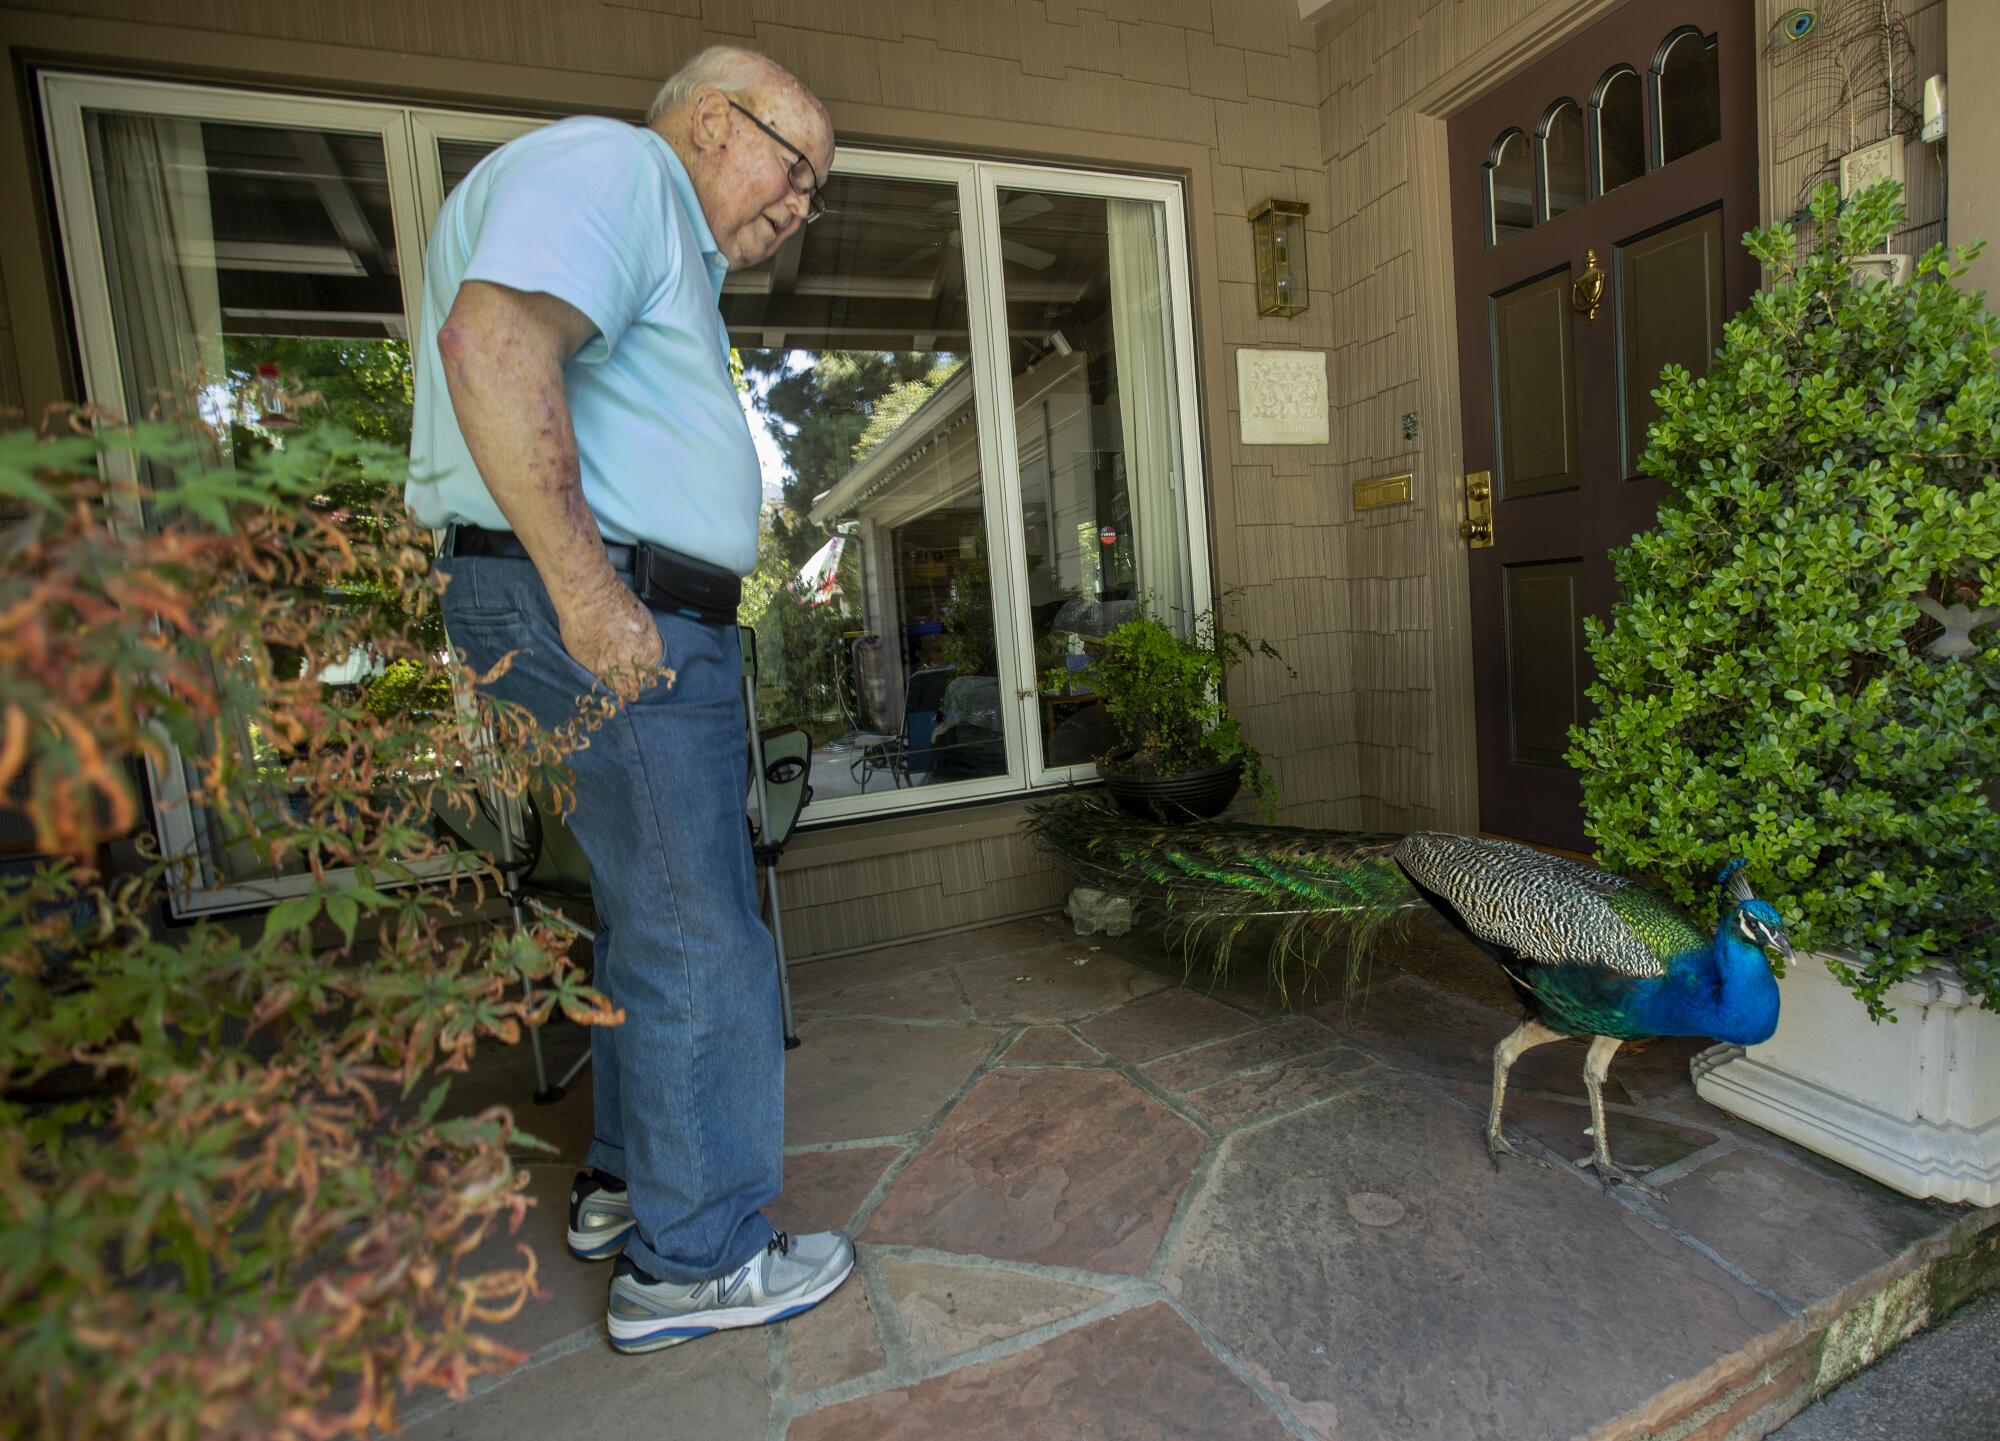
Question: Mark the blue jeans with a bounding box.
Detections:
[438,554,780,1284]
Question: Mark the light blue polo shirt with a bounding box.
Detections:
[407,116,760,576]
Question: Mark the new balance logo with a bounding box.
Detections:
[714,1264,753,1307]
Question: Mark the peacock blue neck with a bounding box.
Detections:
[1615,904,1781,1044]
[1707,905,1783,1045]
[1681,904,1781,1045]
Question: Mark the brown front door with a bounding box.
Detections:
[1449,0,1757,849]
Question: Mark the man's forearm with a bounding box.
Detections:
[433,282,663,695]
[436,288,620,609]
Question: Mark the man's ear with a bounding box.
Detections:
[687,89,732,153]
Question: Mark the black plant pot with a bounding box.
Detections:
[1101,755,1244,821]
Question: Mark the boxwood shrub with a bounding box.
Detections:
[1570,181,2000,1018]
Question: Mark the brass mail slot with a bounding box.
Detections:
[1353,473,1413,511]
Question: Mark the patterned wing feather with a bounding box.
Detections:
[1391,833,1703,978]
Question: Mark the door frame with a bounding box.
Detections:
[1391,0,1768,838]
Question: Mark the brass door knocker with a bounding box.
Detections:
[1572,248,1605,320]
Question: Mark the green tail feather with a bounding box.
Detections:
[1024,794,1426,1004]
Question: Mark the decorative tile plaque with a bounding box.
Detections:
[1236,348,1328,446]
[1838,136,1904,198]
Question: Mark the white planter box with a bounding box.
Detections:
[1692,951,2000,1206]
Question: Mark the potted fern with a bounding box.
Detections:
[1570,181,2000,1204]
[1079,600,1284,821]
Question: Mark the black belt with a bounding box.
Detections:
[442,525,741,625]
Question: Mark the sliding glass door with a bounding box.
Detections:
[974,167,1207,783]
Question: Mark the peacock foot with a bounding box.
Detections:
[1575,1151,1664,1202]
[1486,1128,1560,1176]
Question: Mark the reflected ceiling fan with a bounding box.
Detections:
[885,193,1058,273]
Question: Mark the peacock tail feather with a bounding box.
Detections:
[1025,794,1428,1002]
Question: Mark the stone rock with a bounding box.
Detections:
[1066,885,1133,937]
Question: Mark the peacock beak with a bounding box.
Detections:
[1771,931,1795,964]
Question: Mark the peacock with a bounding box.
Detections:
[1028,797,1793,1197]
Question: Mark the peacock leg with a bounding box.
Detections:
[1577,1035,1664,1200]
[1486,1018,1566,1173]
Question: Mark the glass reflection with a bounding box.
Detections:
[1488,130,1533,244]
[1594,67,1644,194]
[82,110,414,883]
[728,172,1008,801]
[1658,31,1721,165]
[996,187,1190,770]
[1541,100,1586,219]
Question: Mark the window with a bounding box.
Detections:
[739,159,1205,819]
[1485,128,1533,245]
[1591,65,1644,196]
[42,73,433,915]
[1537,99,1586,221]
[40,73,1211,904]
[1653,27,1721,167]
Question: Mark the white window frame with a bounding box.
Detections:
[38,71,1213,906]
[39,72,430,917]
[971,161,1213,792]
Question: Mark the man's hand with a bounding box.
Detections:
[558,573,667,700]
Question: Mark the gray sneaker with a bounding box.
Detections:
[566,1171,635,1261]
[606,1230,855,1353]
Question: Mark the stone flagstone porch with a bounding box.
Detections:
[396,912,2000,1441]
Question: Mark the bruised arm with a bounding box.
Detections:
[437,280,661,692]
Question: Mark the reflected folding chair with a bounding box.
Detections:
[433,636,812,1103]
[850,664,956,791]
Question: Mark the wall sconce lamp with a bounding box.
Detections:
[1249,198,1310,317]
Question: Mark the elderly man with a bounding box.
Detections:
[407,46,848,1353]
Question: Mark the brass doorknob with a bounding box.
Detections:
[1460,469,1494,548]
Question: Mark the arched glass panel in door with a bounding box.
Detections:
[1485,128,1533,245]
[1538,98,1586,221]
[1591,64,1644,196]
[1653,27,1721,166]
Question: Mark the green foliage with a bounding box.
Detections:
[0,412,619,1438]
[224,336,414,448]
[936,523,997,678]
[850,358,964,464]
[1080,599,1287,817]
[738,506,864,741]
[362,655,453,719]
[752,595,861,743]
[1571,180,2000,1017]
[739,348,941,562]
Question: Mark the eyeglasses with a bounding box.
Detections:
[726,98,827,224]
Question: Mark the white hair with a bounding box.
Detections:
[647,46,775,125]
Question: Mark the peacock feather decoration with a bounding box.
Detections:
[1028,796,1794,1197]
